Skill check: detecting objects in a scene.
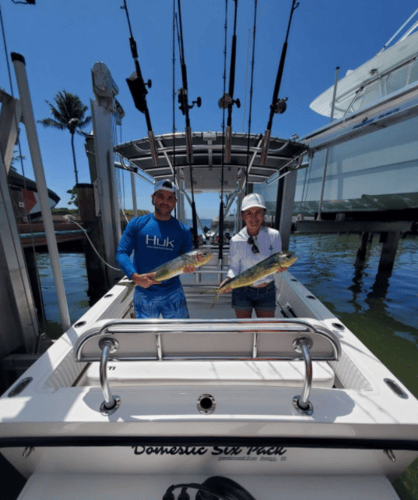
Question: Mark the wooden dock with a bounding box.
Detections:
[18,218,87,248]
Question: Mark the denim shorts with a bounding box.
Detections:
[134,286,190,319]
[232,281,276,312]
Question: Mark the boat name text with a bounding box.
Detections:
[131,445,287,457]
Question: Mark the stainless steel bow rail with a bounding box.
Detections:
[74,319,341,417]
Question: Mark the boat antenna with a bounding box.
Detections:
[176,0,201,248]
[260,0,299,166]
[244,0,259,194]
[121,0,159,166]
[218,0,241,164]
[172,0,177,218]
[216,0,229,262]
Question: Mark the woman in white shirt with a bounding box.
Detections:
[221,193,282,318]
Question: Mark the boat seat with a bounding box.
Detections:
[82,359,335,388]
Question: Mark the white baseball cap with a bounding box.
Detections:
[153,179,178,196]
[241,193,266,212]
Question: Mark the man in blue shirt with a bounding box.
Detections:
[116,179,197,318]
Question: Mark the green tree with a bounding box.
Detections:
[38,91,91,185]
[66,187,79,208]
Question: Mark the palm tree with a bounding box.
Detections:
[38,91,91,185]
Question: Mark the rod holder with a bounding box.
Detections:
[148,130,159,167]
[260,129,271,167]
[99,337,121,416]
[292,337,314,415]
[224,126,232,164]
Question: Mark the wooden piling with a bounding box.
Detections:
[355,231,370,267]
[76,183,109,303]
[378,231,402,274]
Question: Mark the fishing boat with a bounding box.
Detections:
[0,3,417,500]
[294,11,418,220]
[8,168,60,222]
[1,130,417,499]
[206,215,236,243]
[1,248,417,499]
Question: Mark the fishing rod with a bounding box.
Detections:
[260,0,299,166]
[218,0,240,164]
[176,0,202,249]
[244,0,258,194]
[121,0,158,166]
[216,0,229,263]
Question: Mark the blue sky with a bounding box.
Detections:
[2,0,417,218]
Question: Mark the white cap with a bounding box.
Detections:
[154,179,177,196]
[241,193,266,212]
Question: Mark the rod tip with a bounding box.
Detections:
[11,53,25,64]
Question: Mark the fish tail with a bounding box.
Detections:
[211,292,220,308]
[121,287,133,303]
[200,288,219,295]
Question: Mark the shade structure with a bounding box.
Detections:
[114,131,307,193]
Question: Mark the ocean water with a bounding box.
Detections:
[35,232,418,498]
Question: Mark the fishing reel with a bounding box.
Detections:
[178,88,202,114]
[272,97,287,114]
[218,93,241,110]
[163,476,257,500]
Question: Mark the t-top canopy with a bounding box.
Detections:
[114,131,307,193]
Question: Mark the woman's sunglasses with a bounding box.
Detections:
[247,236,260,254]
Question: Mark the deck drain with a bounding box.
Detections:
[197,394,216,414]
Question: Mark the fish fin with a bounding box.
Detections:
[211,292,221,308]
[121,286,134,303]
[200,288,219,295]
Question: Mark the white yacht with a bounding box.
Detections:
[295,13,418,219]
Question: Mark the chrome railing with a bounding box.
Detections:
[74,318,341,417]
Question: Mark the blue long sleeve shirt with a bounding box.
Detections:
[116,213,192,294]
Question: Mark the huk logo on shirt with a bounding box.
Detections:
[146,235,175,249]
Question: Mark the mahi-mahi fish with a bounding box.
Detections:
[204,251,298,308]
[117,248,213,302]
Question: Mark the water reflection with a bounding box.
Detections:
[290,232,418,397]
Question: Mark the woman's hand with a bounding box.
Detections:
[219,277,232,294]
[276,266,288,273]
[131,272,160,288]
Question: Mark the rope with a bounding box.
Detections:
[62,216,120,271]
[245,0,258,193]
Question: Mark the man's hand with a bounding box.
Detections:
[131,272,160,288]
[183,252,203,274]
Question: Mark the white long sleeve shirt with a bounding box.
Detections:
[227,226,282,286]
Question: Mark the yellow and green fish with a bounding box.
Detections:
[117,248,213,302]
[204,251,298,307]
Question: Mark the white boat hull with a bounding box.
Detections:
[0,272,416,492]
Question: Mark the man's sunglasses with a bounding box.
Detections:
[247,236,260,254]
